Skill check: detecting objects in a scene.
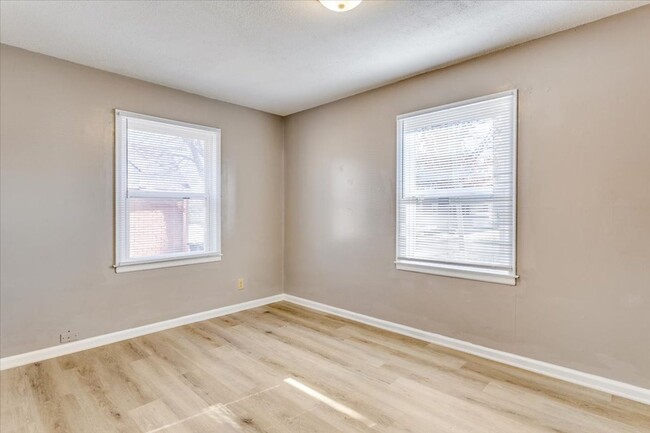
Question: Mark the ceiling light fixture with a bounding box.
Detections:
[319,0,362,13]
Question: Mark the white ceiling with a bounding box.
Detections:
[0,1,646,115]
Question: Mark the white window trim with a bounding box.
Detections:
[395,90,518,285]
[395,261,516,285]
[115,254,222,273]
[114,110,222,273]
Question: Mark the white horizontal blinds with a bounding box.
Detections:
[116,113,219,265]
[398,92,515,275]
[127,119,208,194]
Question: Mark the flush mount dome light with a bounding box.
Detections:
[319,0,362,12]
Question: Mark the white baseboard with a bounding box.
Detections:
[0,294,284,371]
[2,292,648,405]
[283,294,650,405]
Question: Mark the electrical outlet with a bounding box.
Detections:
[60,330,79,344]
[237,278,245,290]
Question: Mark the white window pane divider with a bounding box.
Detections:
[126,190,208,200]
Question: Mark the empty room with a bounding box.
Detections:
[1,1,649,432]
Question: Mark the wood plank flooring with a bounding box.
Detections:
[1,301,648,432]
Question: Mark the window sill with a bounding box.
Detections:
[395,260,517,285]
[115,254,222,273]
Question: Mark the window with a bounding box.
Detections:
[396,91,517,285]
[115,111,221,272]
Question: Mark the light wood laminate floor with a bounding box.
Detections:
[1,302,648,432]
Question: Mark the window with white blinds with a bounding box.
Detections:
[115,111,221,272]
[396,91,517,285]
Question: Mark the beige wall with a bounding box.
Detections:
[0,44,284,357]
[284,7,650,388]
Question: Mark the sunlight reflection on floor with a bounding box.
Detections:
[146,404,241,433]
[284,377,376,427]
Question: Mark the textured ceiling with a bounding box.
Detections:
[0,1,646,115]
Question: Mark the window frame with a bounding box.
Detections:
[114,110,222,273]
[395,90,518,285]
